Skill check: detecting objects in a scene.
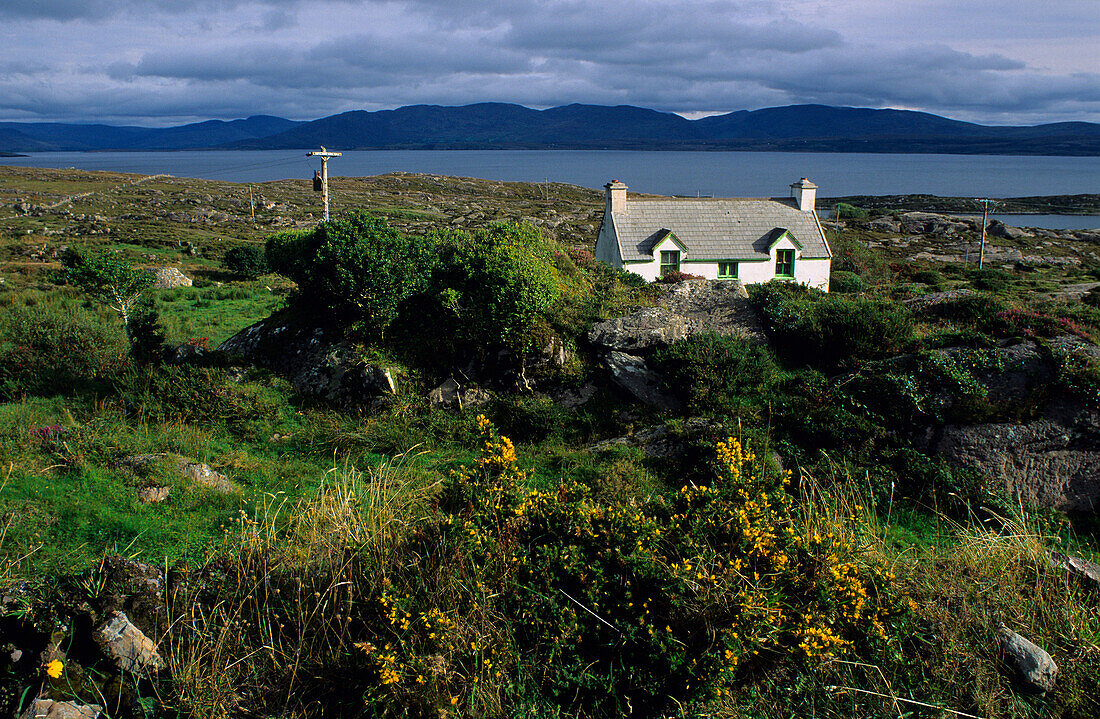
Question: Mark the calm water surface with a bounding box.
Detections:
[5,148,1098,208]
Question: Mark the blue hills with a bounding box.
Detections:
[2,104,1099,155]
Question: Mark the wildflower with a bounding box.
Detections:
[46,659,63,678]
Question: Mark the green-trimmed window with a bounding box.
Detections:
[717,261,738,279]
[660,250,681,277]
[775,249,795,277]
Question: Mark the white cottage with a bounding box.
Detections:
[594,178,832,290]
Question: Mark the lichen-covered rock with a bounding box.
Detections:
[1048,551,1100,590]
[429,377,492,410]
[149,267,192,289]
[605,352,679,411]
[94,611,165,675]
[20,700,103,719]
[116,454,238,494]
[933,406,1100,512]
[136,486,170,504]
[588,279,763,352]
[218,314,402,407]
[179,460,238,494]
[902,288,978,312]
[998,625,1057,692]
[588,307,692,351]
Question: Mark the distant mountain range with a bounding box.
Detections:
[3,104,1099,155]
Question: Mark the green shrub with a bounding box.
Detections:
[833,202,868,220]
[126,298,167,364]
[751,282,915,372]
[223,245,269,278]
[430,222,563,352]
[921,293,1008,330]
[0,304,128,399]
[266,212,437,338]
[829,271,865,294]
[652,333,781,414]
[911,269,946,289]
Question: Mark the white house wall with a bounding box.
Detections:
[620,235,831,290]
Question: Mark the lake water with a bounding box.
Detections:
[4,149,1098,215]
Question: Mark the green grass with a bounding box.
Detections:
[154,281,285,345]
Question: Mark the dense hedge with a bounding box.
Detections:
[749,281,915,372]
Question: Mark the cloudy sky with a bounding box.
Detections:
[1,0,1097,127]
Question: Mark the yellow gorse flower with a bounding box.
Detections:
[46,659,63,678]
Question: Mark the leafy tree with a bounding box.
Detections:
[57,248,153,341]
[434,222,563,351]
[266,212,436,338]
[223,245,269,278]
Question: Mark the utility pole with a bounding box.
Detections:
[976,198,997,269]
[248,184,255,223]
[307,147,341,222]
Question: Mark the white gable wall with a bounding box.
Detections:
[594,215,624,268]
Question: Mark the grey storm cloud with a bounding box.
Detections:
[0,0,1097,125]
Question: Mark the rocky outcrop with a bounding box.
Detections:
[218,315,401,407]
[429,377,492,410]
[902,288,977,312]
[932,406,1100,512]
[149,267,192,289]
[589,417,714,458]
[588,279,764,353]
[987,219,1032,240]
[901,211,972,236]
[588,307,692,352]
[915,338,1100,511]
[1048,552,1100,590]
[998,625,1057,692]
[20,700,103,719]
[94,611,166,676]
[604,352,679,410]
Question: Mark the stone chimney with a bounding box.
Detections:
[605,180,628,214]
[790,178,817,212]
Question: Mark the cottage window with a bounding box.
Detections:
[660,250,681,277]
[717,261,738,279]
[775,249,795,277]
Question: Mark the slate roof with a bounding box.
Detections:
[611,197,830,262]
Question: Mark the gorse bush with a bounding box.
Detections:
[0,304,128,399]
[348,416,907,717]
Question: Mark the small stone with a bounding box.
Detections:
[94,611,165,675]
[178,461,238,494]
[136,486,170,504]
[998,624,1057,692]
[20,700,103,719]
